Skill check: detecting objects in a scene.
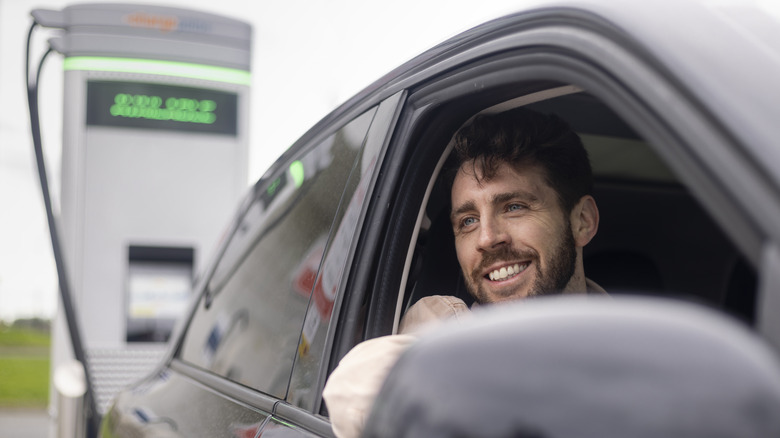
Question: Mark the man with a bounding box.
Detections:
[323,107,603,438]
[448,106,602,303]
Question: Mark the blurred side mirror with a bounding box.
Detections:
[364,296,780,438]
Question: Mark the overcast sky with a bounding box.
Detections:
[0,0,524,321]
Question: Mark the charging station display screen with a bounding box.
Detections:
[86,81,238,136]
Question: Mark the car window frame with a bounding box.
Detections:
[334,16,775,360]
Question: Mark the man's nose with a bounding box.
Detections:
[477,217,509,251]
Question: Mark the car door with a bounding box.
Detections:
[324,4,780,373]
[103,101,389,437]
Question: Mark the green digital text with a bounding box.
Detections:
[109,93,217,124]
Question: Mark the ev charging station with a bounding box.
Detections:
[30,3,252,424]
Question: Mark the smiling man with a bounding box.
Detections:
[324,107,604,438]
[448,107,603,303]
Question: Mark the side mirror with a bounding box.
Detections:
[364,296,780,438]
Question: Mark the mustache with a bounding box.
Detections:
[470,246,539,280]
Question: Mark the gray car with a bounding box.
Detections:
[102,0,780,436]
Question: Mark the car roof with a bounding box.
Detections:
[560,0,780,183]
[280,0,779,194]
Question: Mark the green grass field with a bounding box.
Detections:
[0,324,51,408]
[0,324,51,348]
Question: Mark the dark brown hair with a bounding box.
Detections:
[447,107,593,213]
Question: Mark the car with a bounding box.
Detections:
[100,0,780,436]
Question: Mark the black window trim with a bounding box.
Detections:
[310,91,407,417]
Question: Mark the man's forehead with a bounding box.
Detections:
[452,160,550,195]
[449,158,567,218]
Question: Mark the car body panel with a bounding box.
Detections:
[100,368,271,438]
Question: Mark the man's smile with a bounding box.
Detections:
[486,262,529,281]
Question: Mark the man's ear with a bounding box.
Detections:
[570,195,599,248]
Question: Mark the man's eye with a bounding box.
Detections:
[507,203,526,212]
[461,217,477,228]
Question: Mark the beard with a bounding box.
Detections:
[464,222,578,304]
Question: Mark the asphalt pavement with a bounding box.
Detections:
[0,409,50,438]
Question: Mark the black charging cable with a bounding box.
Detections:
[25,20,101,438]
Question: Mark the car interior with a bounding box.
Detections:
[396,85,757,332]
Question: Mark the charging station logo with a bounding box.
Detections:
[124,12,179,33]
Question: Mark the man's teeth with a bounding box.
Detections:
[488,264,526,281]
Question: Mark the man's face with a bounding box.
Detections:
[450,160,578,304]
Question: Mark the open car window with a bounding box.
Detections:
[398,88,757,333]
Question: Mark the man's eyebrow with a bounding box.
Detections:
[492,191,539,205]
[450,201,477,224]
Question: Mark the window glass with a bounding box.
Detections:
[286,128,383,410]
[179,108,377,397]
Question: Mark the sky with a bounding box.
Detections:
[0,0,523,321]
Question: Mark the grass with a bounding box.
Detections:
[0,325,51,408]
[0,357,50,408]
[0,324,51,348]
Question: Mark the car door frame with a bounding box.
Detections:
[329,6,780,383]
